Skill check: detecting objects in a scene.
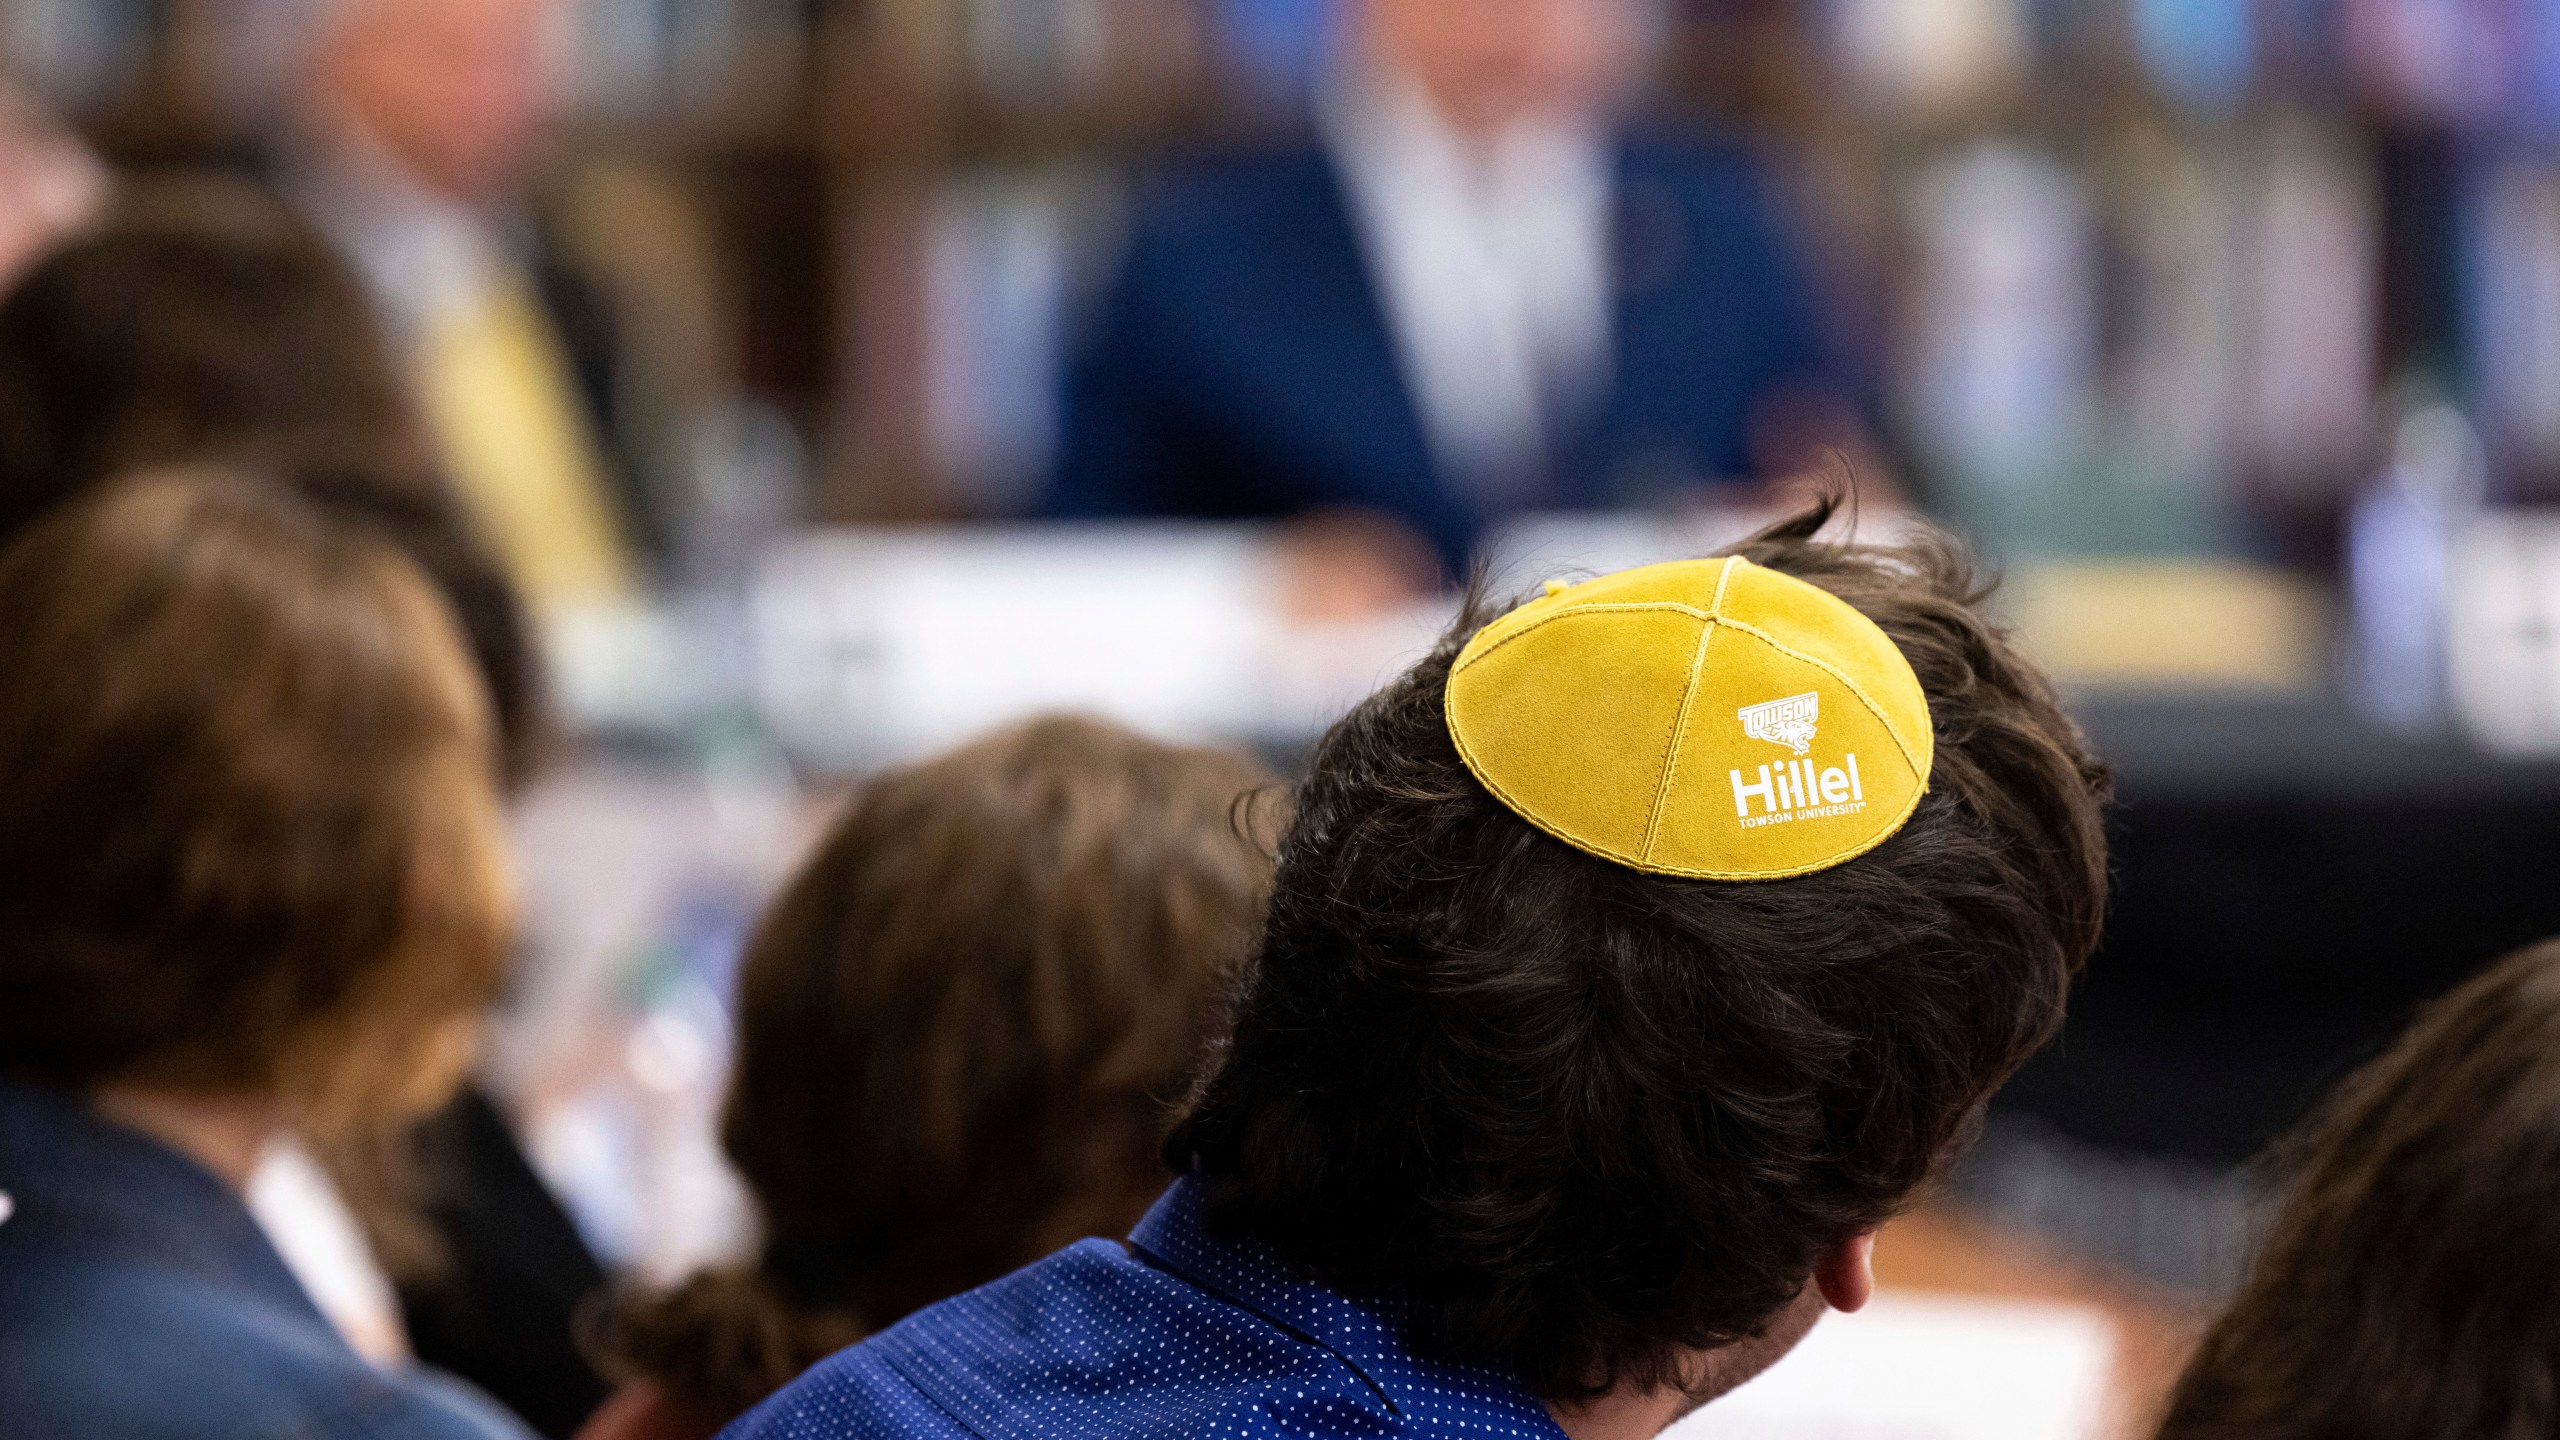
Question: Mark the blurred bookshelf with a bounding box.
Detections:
[10,0,2560,568]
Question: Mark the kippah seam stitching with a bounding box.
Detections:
[1710,615,1930,779]
[1707,555,1742,617]
[1446,714,1919,880]
[1638,615,1720,864]
[1444,710,1646,870]
[1450,602,1720,674]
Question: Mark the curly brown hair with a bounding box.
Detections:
[1169,499,2114,1401]
[2157,938,2560,1440]
[598,715,1281,1424]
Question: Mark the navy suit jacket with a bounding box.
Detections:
[0,1082,534,1440]
[1050,131,1838,570]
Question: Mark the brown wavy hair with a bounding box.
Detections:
[597,715,1281,1423]
[1170,500,2114,1401]
[2157,938,2560,1440]
[0,470,512,1131]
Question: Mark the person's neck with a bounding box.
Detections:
[90,1085,280,1191]
[1547,1386,1696,1440]
[1544,1288,1829,1440]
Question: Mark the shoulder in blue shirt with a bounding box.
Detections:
[0,1082,534,1440]
[723,1178,1569,1440]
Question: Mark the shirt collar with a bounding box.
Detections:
[277,116,519,338]
[1317,59,1608,213]
[0,1081,325,1326]
[1129,1176,1569,1436]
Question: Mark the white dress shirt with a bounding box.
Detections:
[246,1136,410,1367]
[281,123,510,352]
[1321,70,1614,510]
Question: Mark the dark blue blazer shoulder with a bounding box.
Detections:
[0,1083,534,1440]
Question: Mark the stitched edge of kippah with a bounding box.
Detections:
[1444,558,1936,882]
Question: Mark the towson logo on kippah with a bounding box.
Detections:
[1737,691,1820,756]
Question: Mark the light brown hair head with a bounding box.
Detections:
[600,714,1281,1425]
[0,471,513,1132]
[2157,938,2560,1440]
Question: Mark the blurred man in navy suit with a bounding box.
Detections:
[1051,0,1858,576]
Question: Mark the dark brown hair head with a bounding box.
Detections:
[2157,938,2560,1440]
[1169,499,2113,1401]
[0,175,545,785]
[0,176,426,530]
[0,470,513,1128]
[602,715,1280,1422]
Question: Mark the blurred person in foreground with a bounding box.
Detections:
[576,715,1279,1440]
[0,474,532,1440]
[2156,938,2560,1440]
[275,0,650,618]
[0,180,618,1437]
[730,500,2111,1440]
[1051,0,1865,582]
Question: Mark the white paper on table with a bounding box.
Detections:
[2447,510,2560,755]
[747,511,1933,771]
[753,526,1275,768]
[1670,1292,2116,1440]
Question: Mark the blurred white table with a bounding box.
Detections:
[744,507,1901,770]
[1678,1292,2117,1440]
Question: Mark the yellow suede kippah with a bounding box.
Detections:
[1445,556,1933,881]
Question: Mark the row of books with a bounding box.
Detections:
[911,116,2560,558]
[0,0,820,118]
[10,1,2560,139]
[0,0,147,109]
[1835,0,2560,127]
[1881,117,2560,552]
[838,0,2560,131]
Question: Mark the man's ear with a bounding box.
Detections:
[1814,1231,1876,1314]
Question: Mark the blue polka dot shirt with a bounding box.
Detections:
[720,1177,1571,1440]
